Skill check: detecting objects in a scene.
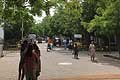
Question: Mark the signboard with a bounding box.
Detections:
[0,27,4,39]
[74,34,82,38]
[0,27,4,57]
[0,27,4,43]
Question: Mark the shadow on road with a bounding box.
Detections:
[96,53,120,69]
[54,48,120,69]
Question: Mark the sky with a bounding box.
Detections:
[33,7,56,24]
[24,1,56,24]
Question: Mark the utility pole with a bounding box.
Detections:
[0,0,6,57]
[21,17,24,40]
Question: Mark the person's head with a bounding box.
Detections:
[26,44,33,57]
[23,40,28,45]
[91,41,94,44]
[74,43,77,47]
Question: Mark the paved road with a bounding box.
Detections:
[0,43,120,80]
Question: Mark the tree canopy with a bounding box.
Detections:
[1,0,120,53]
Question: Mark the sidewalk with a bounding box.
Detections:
[50,74,120,80]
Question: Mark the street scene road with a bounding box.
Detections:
[0,43,120,80]
[1,0,120,80]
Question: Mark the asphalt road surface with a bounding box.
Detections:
[0,43,120,80]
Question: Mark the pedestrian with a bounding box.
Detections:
[58,39,61,47]
[33,42,41,77]
[47,37,52,52]
[73,43,79,59]
[66,39,69,48]
[63,39,67,50]
[23,44,39,80]
[50,38,53,50]
[89,41,96,61]
[18,40,28,80]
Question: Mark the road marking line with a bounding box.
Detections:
[57,62,72,65]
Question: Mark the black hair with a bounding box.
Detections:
[21,40,28,53]
[26,44,33,57]
[75,43,77,46]
[23,40,28,44]
[33,43,39,50]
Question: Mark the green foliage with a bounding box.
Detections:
[0,0,36,42]
[31,23,43,36]
[35,0,84,37]
[81,0,98,22]
[85,0,120,36]
[30,0,43,16]
[0,0,3,18]
[1,0,120,48]
[41,0,57,16]
[81,0,120,54]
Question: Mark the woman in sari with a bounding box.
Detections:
[33,42,41,77]
[89,41,96,61]
[23,44,39,80]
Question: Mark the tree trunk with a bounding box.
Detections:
[108,36,111,54]
[98,38,102,51]
[116,35,120,58]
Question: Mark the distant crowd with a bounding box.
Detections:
[46,37,96,61]
[46,37,73,51]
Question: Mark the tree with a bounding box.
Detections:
[101,0,120,56]
[0,0,39,44]
[51,0,83,37]
[83,0,120,56]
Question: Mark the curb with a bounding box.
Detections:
[49,74,120,80]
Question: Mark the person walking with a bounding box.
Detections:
[47,37,52,52]
[63,39,67,50]
[18,40,28,80]
[33,42,41,77]
[89,41,96,61]
[23,44,39,80]
[73,43,79,59]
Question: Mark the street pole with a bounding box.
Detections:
[21,17,24,40]
[0,0,6,57]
